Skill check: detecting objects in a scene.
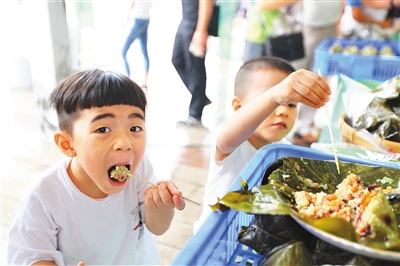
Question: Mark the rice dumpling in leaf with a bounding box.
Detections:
[294,173,400,249]
[258,240,315,266]
[238,214,317,255]
[210,156,400,251]
[346,75,400,141]
[311,238,360,265]
[356,187,400,249]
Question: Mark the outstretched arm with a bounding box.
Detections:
[361,0,392,9]
[215,70,331,160]
[351,4,393,28]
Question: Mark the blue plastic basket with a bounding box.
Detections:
[171,144,400,266]
[312,37,400,81]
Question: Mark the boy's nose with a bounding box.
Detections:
[275,106,289,117]
[114,132,133,151]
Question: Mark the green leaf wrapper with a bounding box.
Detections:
[211,156,400,251]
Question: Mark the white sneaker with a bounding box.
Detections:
[177,116,203,127]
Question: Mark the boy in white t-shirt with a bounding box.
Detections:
[193,56,331,233]
[7,69,186,266]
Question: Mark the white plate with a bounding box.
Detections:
[292,216,400,262]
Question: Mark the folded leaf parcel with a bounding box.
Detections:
[211,156,400,251]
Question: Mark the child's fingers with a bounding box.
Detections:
[157,183,176,208]
[160,180,183,196]
[159,181,187,210]
[298,70,331,99]
[300,69,331,94]
[173,195,186,211]
[292,91,325,109]
[144,186,159,209]
[144,181,185,210]
[292,70,331,107]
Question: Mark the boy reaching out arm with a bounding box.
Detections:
[217,59,330,160]
[193,56,331,234]
[7,69,185,266]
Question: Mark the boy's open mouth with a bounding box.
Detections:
[108,165,131,182]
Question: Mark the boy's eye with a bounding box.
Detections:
[288,103,297,108]
[96,127,111,133]
[130,126,142,132]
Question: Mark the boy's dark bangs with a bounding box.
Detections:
[66,70,147,114]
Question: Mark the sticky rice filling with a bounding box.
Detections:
[108,165,131,182]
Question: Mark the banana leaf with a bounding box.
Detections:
[346,75,400,141]
[258,240,315,266]
[258,238,400,266]
[238,214,318,255]
[257,240,378,266]
[210,156,400,251]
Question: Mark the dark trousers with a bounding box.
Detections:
[172,25,210,120]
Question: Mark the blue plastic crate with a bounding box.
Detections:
[171,144,400,266]
[312,37,400,81]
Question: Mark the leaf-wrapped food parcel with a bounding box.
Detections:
[211,156,400,251]
[294,173,399,249]
[238,214,317,255]
[346,75,400,141]
[257,240,374,266]
[258,240,315,266]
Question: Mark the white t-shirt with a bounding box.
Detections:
[132,1,152,20]
[193,124,291,234]
[7,155,160,266]
[299,0,343,28]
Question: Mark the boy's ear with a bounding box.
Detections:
[54,131,76,157]
[232,96,243,111]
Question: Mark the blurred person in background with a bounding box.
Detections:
[290,0,343,147]
[243,0,302,63]
[298,0,343,71]
[172,0,214,127]
[122,0,152,90]
[340,0,399,39]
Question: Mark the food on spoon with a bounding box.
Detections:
[110,165,132,182]
[294,173,399,249]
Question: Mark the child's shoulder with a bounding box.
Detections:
[25,157,72,196]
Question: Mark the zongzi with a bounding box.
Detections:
[294,173,400,249]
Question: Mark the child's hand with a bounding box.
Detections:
[380,17,393,28]
[144,181,186,211]
[272,69,331,108]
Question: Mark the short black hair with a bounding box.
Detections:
[49,69,146,134]
[234,56,296,97]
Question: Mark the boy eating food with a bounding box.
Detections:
[7,69,186,265]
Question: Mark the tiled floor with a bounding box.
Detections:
[0,3,247,264]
